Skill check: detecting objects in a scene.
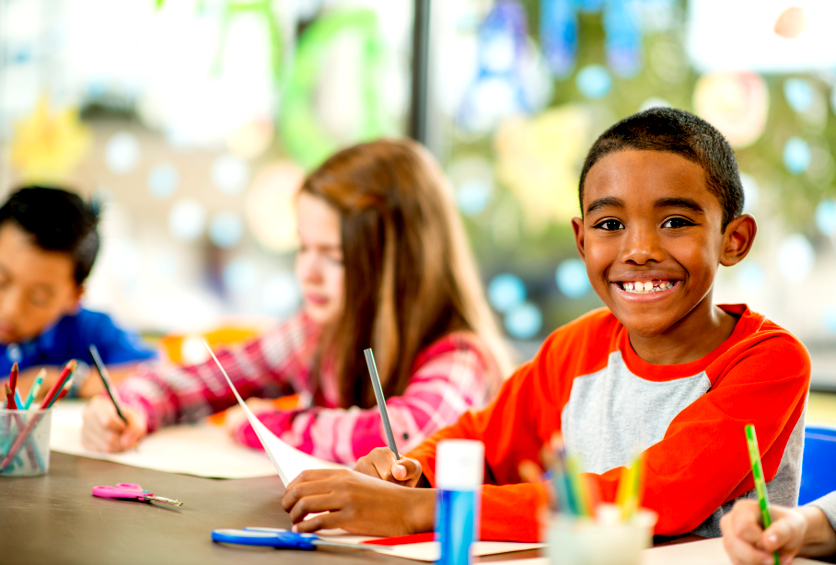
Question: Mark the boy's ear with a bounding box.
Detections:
[67,285,84,314]
[572,217,586,261]
[720,214,757,267]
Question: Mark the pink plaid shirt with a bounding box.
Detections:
[117,313,501,464]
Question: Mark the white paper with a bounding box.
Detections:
[49,401,278,479]
[351,539,544,562]
[479,538,824,565]
[205,341,344,485]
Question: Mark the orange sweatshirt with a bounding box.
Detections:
[407,305,810,542]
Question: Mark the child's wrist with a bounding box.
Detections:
[405,488,436,534]
[800,506,836,555]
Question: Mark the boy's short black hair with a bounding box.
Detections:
[579,107,744,230]
[0,186,100,285]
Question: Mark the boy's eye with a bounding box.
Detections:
[593,219,624,231]
[662,217,695,229]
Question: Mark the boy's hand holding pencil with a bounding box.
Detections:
[354,447,427,488]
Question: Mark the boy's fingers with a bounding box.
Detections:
[292,512,341,533]
[723,533,773,565]
[391,458,422,483]
[730,500,766,543]
[287,494,342,524]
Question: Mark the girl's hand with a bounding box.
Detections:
[81,395,147,452]
[354,447,426,488]
[281,468,435,536]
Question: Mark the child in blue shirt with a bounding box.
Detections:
[0,186,156,400]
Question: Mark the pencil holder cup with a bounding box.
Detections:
[0,409,52,477]
[545,506,657,565]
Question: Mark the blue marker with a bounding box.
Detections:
[435,440,484,565]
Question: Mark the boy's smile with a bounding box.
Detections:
[573,149,756,364]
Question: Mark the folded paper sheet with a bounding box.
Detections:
[205,341,344,484]
[478,538,823,565]
[49,401,278,479]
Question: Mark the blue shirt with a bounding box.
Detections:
[0,308,157,377]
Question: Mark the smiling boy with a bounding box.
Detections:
[280,108,810,542]
[0,186,157,400]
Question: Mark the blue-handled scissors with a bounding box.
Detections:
[211,527,388,551]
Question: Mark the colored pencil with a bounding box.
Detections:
[9,362,18,397]
[5,384,17,409]
[88,345,127,423]
[38,360,76,410]
[745,424,779,565]
[363,348,400,460]
[22,369,46,410]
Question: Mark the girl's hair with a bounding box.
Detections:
[301,138,512,409]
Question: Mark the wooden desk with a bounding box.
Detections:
[0,452,436,565]
[1,453,708,565]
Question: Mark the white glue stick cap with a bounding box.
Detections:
[436,439,484,491]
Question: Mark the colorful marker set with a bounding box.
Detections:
[0,360,77,476]
[542,433,644,524]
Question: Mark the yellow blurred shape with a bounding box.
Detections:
[494,105,592,230]
[10,96,92,183]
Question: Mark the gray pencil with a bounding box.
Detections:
[363,348,400,460]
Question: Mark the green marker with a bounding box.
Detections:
[745,424,779,565]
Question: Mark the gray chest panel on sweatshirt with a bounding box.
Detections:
[560,349,805,537]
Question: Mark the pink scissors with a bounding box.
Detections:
[92,483,183,506]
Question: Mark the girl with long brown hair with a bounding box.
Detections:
[81,139,512,463]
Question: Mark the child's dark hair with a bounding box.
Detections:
[579,107,744,230]
[0,186,100,284]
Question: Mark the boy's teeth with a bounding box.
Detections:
[620,280,674,294]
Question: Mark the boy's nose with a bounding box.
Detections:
[621,227,665,264]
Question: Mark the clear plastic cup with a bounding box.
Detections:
[545,506,658,565]
[0,409,52,477]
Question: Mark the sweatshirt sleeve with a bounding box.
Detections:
[408,339,563,542]
[117,314,317,432]
[808,492,836,534]
[234,334,499,464]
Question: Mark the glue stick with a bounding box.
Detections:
[435,439,484,565]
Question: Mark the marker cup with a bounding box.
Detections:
[0,408,52,477]
[545,506,657,565]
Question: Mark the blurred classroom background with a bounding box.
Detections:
[2,0,836,419]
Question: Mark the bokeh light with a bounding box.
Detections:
[783,78,814,113]
[209,211,244,249]
[739,173,759,213]
[488,273,526,313]
[776,234,814,283]
[104,131,140,174]
[212,154,250,195]
[639,97,671,112]
[693,72,768,149]
[815,199,836,237]
[575,65,612,99]
[504,302,543,339]
[783,137,811,175]
[168,199,207,242]
[223,257,260,295]
[823,305,836,334]
[147,162,179,200]
[556,258,590,298]
[261,272,301,317]
[734,261,765,294]
[245,162,304,253]
[448,156,494,217]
